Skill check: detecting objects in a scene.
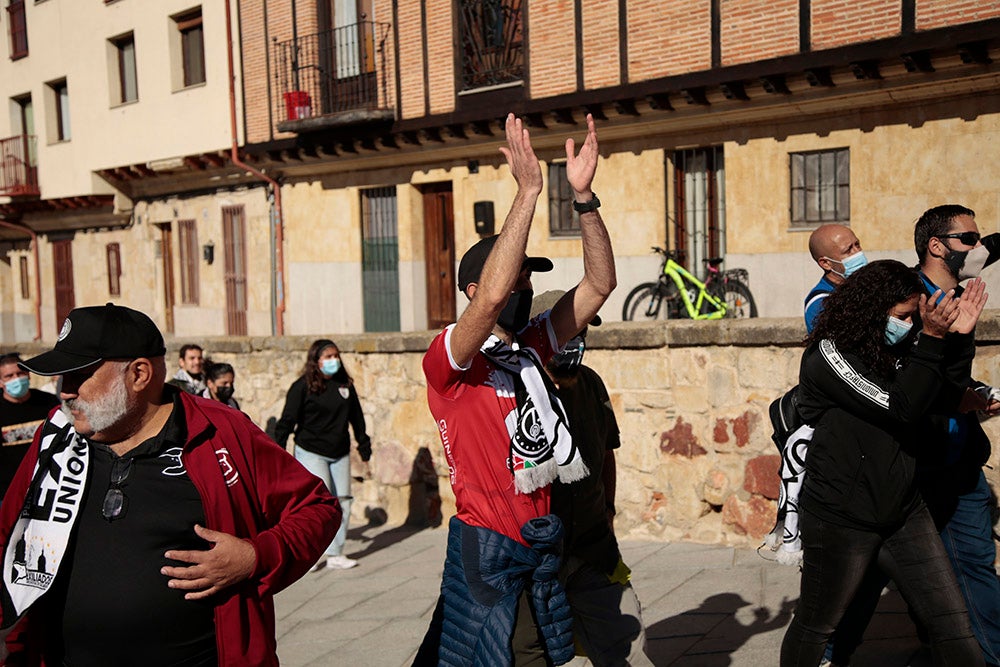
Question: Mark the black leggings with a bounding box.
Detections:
[780,504,984,667]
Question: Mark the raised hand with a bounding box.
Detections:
[565,113,599,197]
[918,289,960,338]
[498,113,542,194]
[951,277,988,334]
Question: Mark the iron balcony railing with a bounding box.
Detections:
[274,20,394,125]
[0,134,39,197]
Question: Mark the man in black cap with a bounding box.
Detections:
[0,303,340,665]
[417,113,616,665]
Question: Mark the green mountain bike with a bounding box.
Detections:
[622,247,758,320]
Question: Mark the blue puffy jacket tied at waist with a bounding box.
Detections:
[438,514,574,666]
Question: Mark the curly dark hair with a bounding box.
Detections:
[302,339,353,394]
[808,259,923,377]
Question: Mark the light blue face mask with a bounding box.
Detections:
[884,315,913,346]
[320,358,341,376]
[4,376,29,399]
[824,250,868,279]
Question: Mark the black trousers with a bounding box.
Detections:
[780,504,984,667]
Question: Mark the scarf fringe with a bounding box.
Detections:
[556,457,589,485]
[514,459,559,494]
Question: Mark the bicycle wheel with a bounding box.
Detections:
[718,281,758,318]
[623,282,675,321]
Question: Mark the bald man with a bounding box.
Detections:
[804,224,866,332]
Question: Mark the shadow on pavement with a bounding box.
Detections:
[646,592,795,665]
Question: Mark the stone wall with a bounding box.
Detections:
[123,315,995,550]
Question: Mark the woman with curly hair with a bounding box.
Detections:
[275,339,372,570]
[780,260,988,667]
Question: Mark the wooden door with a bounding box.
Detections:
[157,223,175,334]
[51,239,75,332]
[221,205,248,336]
[422,183,455,330]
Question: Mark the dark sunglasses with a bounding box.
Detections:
[102,456,133,522]
[936,231,981,246]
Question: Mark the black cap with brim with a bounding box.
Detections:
[458,235,553,293]
[20,303,166,377]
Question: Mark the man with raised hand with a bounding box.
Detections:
[417,112,615,666]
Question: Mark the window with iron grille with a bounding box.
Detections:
[548,162,580,237]
[458,0,524,91]
[7,0,27,60]
[361,186,400,332]
[790,148,850,225]
[178,219,199,304]
[674,147,726,271]
[111,33,138,104]
[18,256,29,299]
[174,8,205,87]
[106,243,121,296]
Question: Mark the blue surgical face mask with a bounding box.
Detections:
[320,358,341,376]
[884,315,913,346]
[825,250,867,279]
[4,376,29,399]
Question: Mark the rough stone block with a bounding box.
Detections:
[660,417,707,457]
[743,454,781,499]
[721,495,776,539]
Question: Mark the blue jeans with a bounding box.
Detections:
[935,469,1000,666]
[295,447,351,557]
[780,505,983,667]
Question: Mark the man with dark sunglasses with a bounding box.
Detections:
[0,304,341,665]
[912,204,1000,666]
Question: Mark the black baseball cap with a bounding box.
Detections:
[20,303,167,376]
[457,235,553,293]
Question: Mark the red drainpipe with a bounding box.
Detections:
[223,0,285,335]
[0,219,42,341]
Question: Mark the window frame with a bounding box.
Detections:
[175,9,205,88]
[105,243,122,296]
[177,219,200,305]
[45,78,70,142]
[547,161,580,237]
[790,148,850,226]
[6,0,28,60]
[110,32,138,105]
[18,255,29,299]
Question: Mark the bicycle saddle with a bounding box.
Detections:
[703,257,724,267]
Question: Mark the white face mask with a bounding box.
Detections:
[951,244,990,281]
[823,250,867,279]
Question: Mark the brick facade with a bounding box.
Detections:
[581,0,621,90]
[426,0,456,115]
[628,0,712,80]
[917,0,1000,31]
[398,0,427,119]
[528,0,577,98]
[720,0,799,66]
[812,0,900,50]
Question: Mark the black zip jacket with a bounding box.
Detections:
[797,333,969,530]
[274,376,372,461]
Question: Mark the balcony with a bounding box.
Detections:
[274,20,395,134]
[0,135,39,197]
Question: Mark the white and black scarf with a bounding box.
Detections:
[481,335,589,494]
[1,409,89,626]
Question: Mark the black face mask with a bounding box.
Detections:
[497,288,534,333]
[215,386,235,402]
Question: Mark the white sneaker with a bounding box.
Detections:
[309,558,326,573]
[326,555,358,570]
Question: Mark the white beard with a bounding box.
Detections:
[62,374,131,435]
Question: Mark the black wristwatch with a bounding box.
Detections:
[573,192,601,213]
